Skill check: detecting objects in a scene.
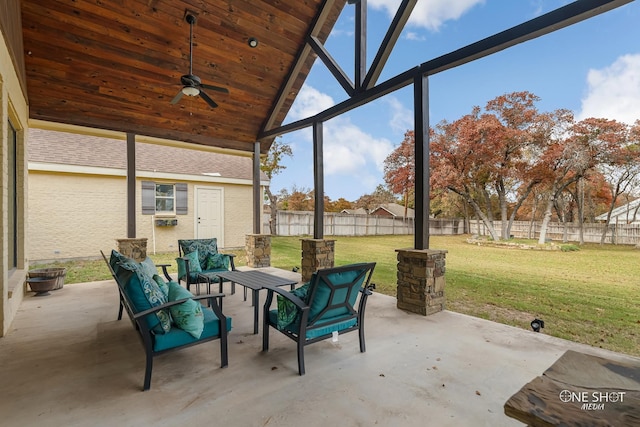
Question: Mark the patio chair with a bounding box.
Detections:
[177,238,237,295]
[101,250,230,391]
[262,262,376,375]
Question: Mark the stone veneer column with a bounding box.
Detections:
[245,234,271,268]
[396,248,448,316]
[301,239,335,282]
[116,238,148,262]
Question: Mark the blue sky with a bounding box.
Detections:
[271,0,640,202]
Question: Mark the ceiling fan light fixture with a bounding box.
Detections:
[182,86,199,96]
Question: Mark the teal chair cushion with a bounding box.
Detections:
[118,260,171,334]
[179,238,219,268]
[154,304,232,352]
[176,249,202,279]
[167,282,204,339]
[308,269,364,321]
[268,310,357,340]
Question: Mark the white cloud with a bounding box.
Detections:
[405,31,426,41]
[289,85,335,121]
[577,54,640,125]
[285,84,395,194]
[387,96,414,133]
[369,0,484,31]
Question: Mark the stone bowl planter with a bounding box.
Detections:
[27,277,57,296]
[27,268,67,290]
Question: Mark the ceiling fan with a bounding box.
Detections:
[171,13,228,108]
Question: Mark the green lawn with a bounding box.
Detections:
[33,235,639,356]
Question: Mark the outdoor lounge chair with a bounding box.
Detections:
[177,238,237,295]
[101,250,230,391]
[262,262,376,375]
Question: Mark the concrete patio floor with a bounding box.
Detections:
[1,268,637,426]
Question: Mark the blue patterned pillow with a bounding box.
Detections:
[206,253,229,270]
[167,282,204,338]
[176,249,202,280]
[118,260,171,334]
[153,274,169,298]
[276,283,309,330]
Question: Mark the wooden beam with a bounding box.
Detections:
[260,0,633,140]
[308,35,354,96]
[253,142,262,234]
[354,0,367,89]
[261,0,339,133]
[362,0,416,90]
[313,121,324,239]
[127,133,136,238]
[413,75,429,250]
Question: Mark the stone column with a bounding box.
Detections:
[396,248,447,316]
[301,239,335,282]
[245,234,271,268]
[116,238,148,262]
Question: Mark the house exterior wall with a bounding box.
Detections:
[1,18,30,336]
[27,169,257,262]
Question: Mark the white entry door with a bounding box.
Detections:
[195,187,224,245]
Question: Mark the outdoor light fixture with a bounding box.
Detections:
[531,318,545,332]
[181,86,199,96]
[248,37,258,48]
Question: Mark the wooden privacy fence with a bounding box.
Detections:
[469,220,640,245]
[267,211,465,237]
[265,212,640,244]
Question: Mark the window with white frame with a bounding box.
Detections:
[155,183,175,213]
[142,181,187,215]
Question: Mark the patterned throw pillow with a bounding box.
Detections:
[206,253,228,270]
[167,282,204,339]
[176,249,202,279]
[153,274,169,298]
[118,260,171,334]
[276,283,309,330]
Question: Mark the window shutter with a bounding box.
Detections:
[142,181,156,215]
[176,183,188,215]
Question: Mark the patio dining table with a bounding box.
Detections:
[215,270,298,334]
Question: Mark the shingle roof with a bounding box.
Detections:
[28,128,267,181]
[372,203,415,218]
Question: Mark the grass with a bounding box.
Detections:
[32,235,639,356]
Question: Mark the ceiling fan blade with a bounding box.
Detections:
[200,83,229,94]
[170,90,184,105]
[199,90,218,108]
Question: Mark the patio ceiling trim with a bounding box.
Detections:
[260,0,342,134]
[258,0,634,140]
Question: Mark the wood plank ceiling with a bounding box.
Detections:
[20,0,345,153]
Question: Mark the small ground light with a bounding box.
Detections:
[248,37,258,48]
[531,318,545,332]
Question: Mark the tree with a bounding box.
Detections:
[431,107,506,240]
[597,119,640,243]
[278,185,314,211]
[354,184,397,211]
[261,139,292,235]
[383,131,415,219]
[535,113,610,244]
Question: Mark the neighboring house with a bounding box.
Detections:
[370,203,415,219]
[595,199,640,224]
[341,208,368,215]
[28,128,269,262]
